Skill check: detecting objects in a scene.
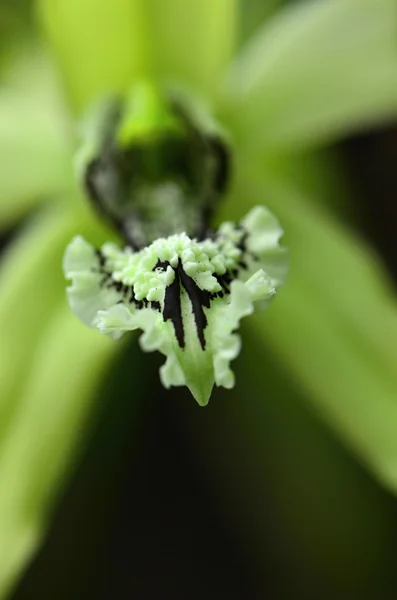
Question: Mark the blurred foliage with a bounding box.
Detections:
[0,1,32,65]
[239,0,285,41]
[38,0,237,111]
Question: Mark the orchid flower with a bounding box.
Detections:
[63,80,288,406]
[1,0,397,596]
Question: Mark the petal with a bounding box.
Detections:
[38,0,237,111]
[63,236,122,327]
[0,197,115,422]
[241,205,288,287]
[225,0,397,153]
[0,200,141,594]
[37,0,147,111]
[0,306,121,597]
[64,207,286,405]
[0,207,80,410]
[240,0,284,43]
[228,172,397,491]
[0,49,73,226]
[143,0,237,98]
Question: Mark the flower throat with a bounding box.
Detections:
[76,81,231,249]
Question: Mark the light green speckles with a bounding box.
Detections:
[64,205,288,405]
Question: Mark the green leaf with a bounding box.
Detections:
[0,305,120,598]
[0,49,73,226]
[37,0,237,111]
[227,171,397,492]
[225,0,397,153]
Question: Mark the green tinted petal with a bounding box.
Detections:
[64,206,287,405]
[228,172,397,491]
[143,0,237,98]
[37,0,148,111]
[226,0,397,153]
[0,207,80,418]
[240,0,283,43]
[0,50,73,226]
[0,200,133,595]
[38,0,237,110]
[63,235,122,327]
[0,198,114,431]
[0,306,118,598]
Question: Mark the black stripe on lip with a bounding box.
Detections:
[160,259,235,351]
[162,265,185,349]
[179,263,210,351]
[160,260,212,351]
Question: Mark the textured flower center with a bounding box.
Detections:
[90,220,256,350]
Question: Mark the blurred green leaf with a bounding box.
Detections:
[226,170,397,491]
[0,305,121,599]
[0,49,73,226]
[225,0,397,152]
[38,0,237,111]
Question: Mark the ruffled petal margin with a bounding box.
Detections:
[64,205,287,405]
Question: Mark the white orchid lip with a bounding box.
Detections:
[64,206,288,405]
